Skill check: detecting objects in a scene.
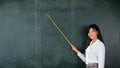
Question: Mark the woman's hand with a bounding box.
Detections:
[71,44,80,54]
[71,44,77,51]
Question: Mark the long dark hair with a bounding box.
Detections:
[85,24,104,47]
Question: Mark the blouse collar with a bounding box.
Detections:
[90,39,99,46]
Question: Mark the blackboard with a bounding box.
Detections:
[0,0,120,68]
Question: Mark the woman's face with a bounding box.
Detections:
[88,28,98,40]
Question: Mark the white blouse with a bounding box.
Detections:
[77,39,105,68]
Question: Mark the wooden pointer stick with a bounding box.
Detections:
[47,15,72,46]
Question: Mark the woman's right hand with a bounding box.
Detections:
[71,44,77,51]
[71,44,80,54]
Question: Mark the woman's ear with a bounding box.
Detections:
[96,31,99,36]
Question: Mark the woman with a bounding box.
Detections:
[71,24,105,68]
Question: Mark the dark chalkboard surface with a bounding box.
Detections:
[0,0,120,68]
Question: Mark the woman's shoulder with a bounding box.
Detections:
[98,40,104,45]
[97,39,105,48]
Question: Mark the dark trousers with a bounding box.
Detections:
[86,63,98,68]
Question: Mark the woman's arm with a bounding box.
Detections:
[71,45,80,53]
[71,45,86,62]
[98,43,105,68]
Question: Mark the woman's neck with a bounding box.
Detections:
[91,38,98,45]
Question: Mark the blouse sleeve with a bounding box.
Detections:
[77,52,86,62]
[98,43,105,68]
